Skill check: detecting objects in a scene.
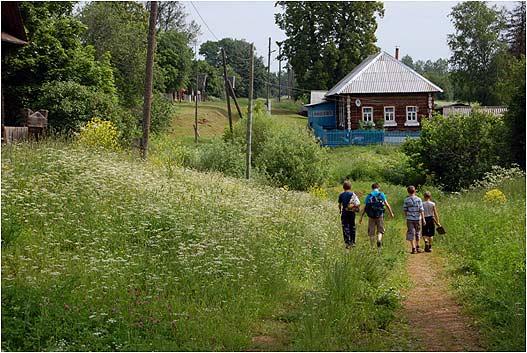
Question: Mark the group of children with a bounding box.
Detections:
[338,181,442,253]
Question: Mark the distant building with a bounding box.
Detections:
[306,50,443,146]
[441,104,507,117]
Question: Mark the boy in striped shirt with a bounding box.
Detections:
[403,185,426,254]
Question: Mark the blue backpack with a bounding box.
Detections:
[365,193,385,218]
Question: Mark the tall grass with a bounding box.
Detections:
[436,177,526,351]
[2,141,410,351]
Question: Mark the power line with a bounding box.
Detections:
[190,1,219,41]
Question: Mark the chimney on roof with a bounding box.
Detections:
[395,46,399,60]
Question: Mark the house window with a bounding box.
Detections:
[362,107,373,122]
[384,106,396,126]
[405,106,419,126]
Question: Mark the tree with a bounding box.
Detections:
[199,38,267,98]
[401,54,414,69]
[79,2,149,107]
[275,1,384,96]
[505,1,526,58]
[155,30,193,95]
[1,1,117,126]
[503,55,526,169]
[403,56,453,101]
[447,1,507,105]
[152,1,200,44]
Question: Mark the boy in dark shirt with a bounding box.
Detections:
[338,180,360,248]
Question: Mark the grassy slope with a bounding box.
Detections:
[1,142,412,351]
[166,99,308,144]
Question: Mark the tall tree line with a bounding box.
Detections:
[275,1,384,99]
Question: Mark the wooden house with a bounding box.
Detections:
[2,1,28,143]
[307,50,443,145]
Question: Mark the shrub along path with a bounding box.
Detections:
[401,248,483,351]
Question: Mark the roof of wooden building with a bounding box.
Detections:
[2,1,28,45]
[326,51,443,96]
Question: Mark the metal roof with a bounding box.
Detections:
[326,51,443,96]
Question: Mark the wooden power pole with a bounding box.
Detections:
[246,43,254,180]
[221,48,233,140]
[194,56,199,143]
[227,81,243,119]
[277,44,281,102]
[266,37,271,115]
[140,1,158,159]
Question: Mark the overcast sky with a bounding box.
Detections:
[185,0,517,72]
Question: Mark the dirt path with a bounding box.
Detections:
[401,249,483,351]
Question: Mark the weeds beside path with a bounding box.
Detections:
[401,249,483,351]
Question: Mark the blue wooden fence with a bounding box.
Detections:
[312,124,421,147]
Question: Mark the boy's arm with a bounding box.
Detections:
[384,200,395,218]
[338,203,342,215]
[359,205,366,224]
[421,211,426,225]
[433,205,441,226]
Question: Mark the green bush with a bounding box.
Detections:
[255,125,328,190]
[37,80,120,132]
[191,139,246,178]
[149,93,178,134]
[223,112,328,190]
[402,112,508,191]
[224,111,275,161]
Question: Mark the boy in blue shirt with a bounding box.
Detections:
[338,180,360,249]
[359,182,395,248]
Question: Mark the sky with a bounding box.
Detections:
[185,0,517,72]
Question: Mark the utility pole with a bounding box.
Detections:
[140,1,158,159]
[246,43,254,180]
[277,43,281,102]
[194,48,199,144]
[287,63,292,100]
[221,48,233,140]
[266,37,271,115]
[227,81,243,119]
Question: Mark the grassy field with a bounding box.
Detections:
[2,98,524,351]
[1,141,414,351]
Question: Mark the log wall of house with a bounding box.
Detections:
[342,93,432,131]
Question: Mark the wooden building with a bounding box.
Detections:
[307,50,443,145]
[2,1,28,142]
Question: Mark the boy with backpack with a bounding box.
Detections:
[359,182,395,248]
[338,180,361,249]
[403,185,426,254]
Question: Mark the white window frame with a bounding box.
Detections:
[362,106,373,123]
[405,106,419,126]
[384,106,397,127]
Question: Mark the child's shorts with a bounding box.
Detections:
[406,220,420,241]
[422,216,435,237]
[368,216,385,237]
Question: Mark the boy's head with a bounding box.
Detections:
[343,180,352,191]
[407,185,416,194]
[424,191,432,200]
[371,182,380,190]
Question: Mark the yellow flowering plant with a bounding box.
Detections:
[77,117,120,150]
[483,188,507,204]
